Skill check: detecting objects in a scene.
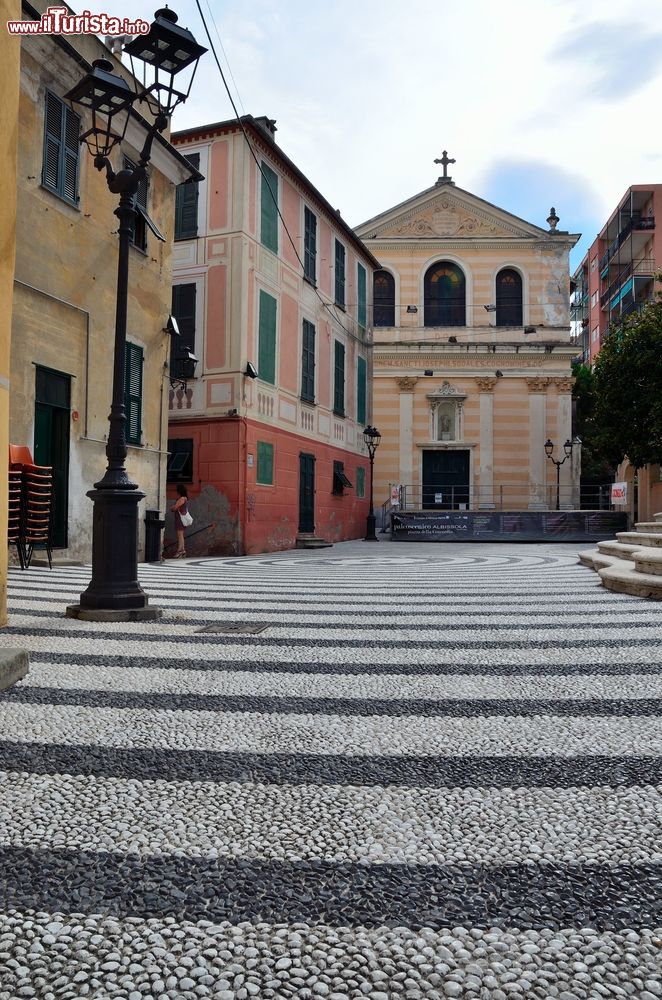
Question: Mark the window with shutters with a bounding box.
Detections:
[356,466,366,498]
[256,441,274,485]
[333,340,345,416]
[42,91,80,205]
[260,162,278,254]
[357,263,367,330]
[171,283,196,379]
[167,439,193,482]
[332,460,352,496]
[304,207,317,283]
[334,240,345,308]
[174,152,200,240]
[258,290,277,385]
[124,157,148,251]
[357,355,367,426]
[124,342,143,445]
[301,319,315,403]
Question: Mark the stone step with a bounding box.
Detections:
[655,512,662,522]
[578,549,614,571]
[616,531,662,548]
[634,521,662,533]
[634,548,662,577]
[596,539,641,561]
[598,558,662,600]
[295,535,333,549]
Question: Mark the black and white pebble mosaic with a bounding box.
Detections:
[0,541,661,999]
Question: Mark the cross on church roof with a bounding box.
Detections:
[434,150,456,186]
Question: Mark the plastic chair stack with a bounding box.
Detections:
[7,466,25,569]
[23,464,53,569]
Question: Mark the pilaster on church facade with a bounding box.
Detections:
[355,159,580,513]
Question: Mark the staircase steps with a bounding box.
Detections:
[296,534,333,549]
[580,512,662,599]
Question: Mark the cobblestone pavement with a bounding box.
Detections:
[0,541,660,1000]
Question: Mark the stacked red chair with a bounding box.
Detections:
[7,466,25,569]
[22,463,53,569]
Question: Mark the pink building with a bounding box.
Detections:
[571,184,661,363]
[166,116,379,555]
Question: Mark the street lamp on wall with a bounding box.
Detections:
[64,9,206,620]
[363,425,382,541]
[169,348,198,392]
[544,438,573,511]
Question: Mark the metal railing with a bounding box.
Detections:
[379,483,615,531]
[599,216,655,272]
[600,257,656,309]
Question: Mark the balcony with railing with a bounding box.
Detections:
[600,257,656,309]
[599,215,655,273]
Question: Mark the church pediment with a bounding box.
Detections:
[356,185,549,241]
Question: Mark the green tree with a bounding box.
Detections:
[592,298,662,470]
[571,360,615,482]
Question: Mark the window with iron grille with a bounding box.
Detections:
[174,152,200,240]
[334,240,345,307]
[42,91,80,205]
[333,340,345,416]
[301,319,315,403]
[124,341,143,445]
[124,157,148,251]
[304,207,317,283]
[260,162,278,254]
[167,438,193,482]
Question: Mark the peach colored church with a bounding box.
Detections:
[355,155,581,516]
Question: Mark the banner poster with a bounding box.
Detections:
[611,482,627,505]
[390,510,628,542]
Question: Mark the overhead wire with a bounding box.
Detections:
[193,0,370,349]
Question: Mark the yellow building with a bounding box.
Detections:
[355,160,581,516]
[10,2,197,564]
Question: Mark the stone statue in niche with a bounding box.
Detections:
[437,403,455,441]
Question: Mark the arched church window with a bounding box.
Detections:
[373,270,395,327]
[496,268,523,326]
[424,262,465,327]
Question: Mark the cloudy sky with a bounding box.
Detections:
[101,0,662,268]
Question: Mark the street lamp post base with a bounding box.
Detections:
[365,513,379,541]
[72,486,161,616]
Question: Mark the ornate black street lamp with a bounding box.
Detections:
[363,425,382,541]
[544,438,573,511]
[65,9,206,620]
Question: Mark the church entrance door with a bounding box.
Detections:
[422,450,470,509]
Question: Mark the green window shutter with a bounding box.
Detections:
[335,240,345,307]
[357,263,367,329]
[124,342,143,445]
[357,355,367,425]
[175,152,200,240]
[301,319,315,402]
[260,162,278,253]
[258,290,277,384]
[304,207,317,282]
[62,104,80,203]
[256,441,274,484]
[334,340,345,415]
[356,466,366,498]
[43,92,80,203]
[42,92,62,192]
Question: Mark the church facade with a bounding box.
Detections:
[355,158,581,516]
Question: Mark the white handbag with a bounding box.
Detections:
[180,509,193,527]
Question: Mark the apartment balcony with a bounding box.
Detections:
[599,215,655,273]
[600,257,655,309]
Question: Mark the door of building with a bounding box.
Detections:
[298,453,315,532]
[422,449,470,509]
[34,366,71,548]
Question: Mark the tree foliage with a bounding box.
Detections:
[592,297,662,470]
[571,361,615,482]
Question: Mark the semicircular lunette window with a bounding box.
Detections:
[496,268,523,326]
[424,262,465,327]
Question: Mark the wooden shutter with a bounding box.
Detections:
[334,340,345,415]
[256,441,274,484]
[260,163,278,253]
[175,152,200,240]
[62,104,80,203]
[357,355,367,425]
[124,342,143,445]
[301,319,315,402]
[335,241,345,306]
[304,207,317,282]
[43,92,63,192]
[258,290,277,384]
[357,263,367,329]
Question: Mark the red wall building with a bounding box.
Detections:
[166,116,379,555]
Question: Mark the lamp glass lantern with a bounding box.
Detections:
[363,425,382,454]
[65,59,135,158]
[563,438,573,458]
[124,7,208,118]
[544,438,553,458]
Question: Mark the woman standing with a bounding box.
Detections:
[171,483,189,558]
